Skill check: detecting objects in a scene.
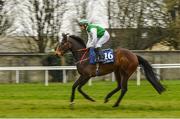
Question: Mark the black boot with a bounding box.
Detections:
[95,48,103,62]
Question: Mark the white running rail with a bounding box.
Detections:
[0,66,76,86]
[0,64,179,86]
[136,64,180,85]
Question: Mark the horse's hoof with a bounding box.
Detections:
[70,102,75,107]
[70,102,75,105]
[104,99,109,103]
[112,104,119,107]
[91,99,96,102]
[89,98,96,102]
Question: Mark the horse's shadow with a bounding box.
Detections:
[67,100,171,112]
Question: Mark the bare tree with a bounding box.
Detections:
[19,0,67,53]
[106,0,170,49]
[0,0,16,35]
[0,0,27,52]
[164,0,180,49]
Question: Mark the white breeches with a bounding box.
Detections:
[95,31,110,48]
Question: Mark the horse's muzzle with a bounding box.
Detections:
[55,50,64,56]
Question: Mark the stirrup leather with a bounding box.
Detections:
[96,63,99,76]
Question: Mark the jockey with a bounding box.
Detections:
[79,19,110,62]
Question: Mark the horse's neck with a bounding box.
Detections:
[70,40,86,61]
[69,37,87,62]
[71,47,87,62]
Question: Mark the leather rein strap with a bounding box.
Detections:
[76,48,89,64]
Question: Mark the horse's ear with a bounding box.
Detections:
[62,33,66,37]
[66,33,70,36]
[62,33,70,42]
[62,33,70,37]
[62,33,67,41]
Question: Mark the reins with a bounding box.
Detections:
[56,34,89,64]
[75,48,89,64]
[77,48,88,52]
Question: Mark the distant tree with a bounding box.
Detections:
[0,0,15,36]
[0,0,26,52]
[19,0,67,53]
[74,0,88,33]
[107,0,169,50]
[164,0,180,49]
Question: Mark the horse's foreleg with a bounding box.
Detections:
[70,75,83,104]
[77,77,95,102]
[104,71,121,103]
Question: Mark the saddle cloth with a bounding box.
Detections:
[100,48,114,64]
[89,48,114,64]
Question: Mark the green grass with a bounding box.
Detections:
[0,80,180,118]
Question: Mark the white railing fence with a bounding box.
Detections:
[0,66,76,86]
[0,64,179,86]
[136,64,180,86]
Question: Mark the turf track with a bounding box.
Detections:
[0,80,179,118]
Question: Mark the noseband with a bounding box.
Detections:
[56,35,89,64]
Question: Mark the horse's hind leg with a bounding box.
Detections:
[78,76,95,102]
[104,70,121,103]
[113,73,129,107]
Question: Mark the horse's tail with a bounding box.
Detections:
[137,55,166,94]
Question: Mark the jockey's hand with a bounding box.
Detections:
[87,47,91,51]
[87,47,94,50]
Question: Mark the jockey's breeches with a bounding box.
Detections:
[95,31,110,48]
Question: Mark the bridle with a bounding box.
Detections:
[55,44,61,56]
[55,34,72,56]
[55,36,89,64]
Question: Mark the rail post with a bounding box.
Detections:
[63,70,67,83]
[15,70,20,84]
[112,72,115,82]
[137,67,141,86]
[156,68,160,80]
[45,70,49,86]
[88,79,92,86]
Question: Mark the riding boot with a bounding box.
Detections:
[94,48,100,75]
[95,47,103,62]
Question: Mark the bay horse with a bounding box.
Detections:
[55,33,165,107]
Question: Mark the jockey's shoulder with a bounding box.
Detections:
[87,23,104,30]
[86,23,105,33]
[88,23,101,27]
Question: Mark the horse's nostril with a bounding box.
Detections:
[55,50,61,56]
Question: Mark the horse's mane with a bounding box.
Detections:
[69,35,86,48]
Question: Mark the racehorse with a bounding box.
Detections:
[55,33,165,107]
